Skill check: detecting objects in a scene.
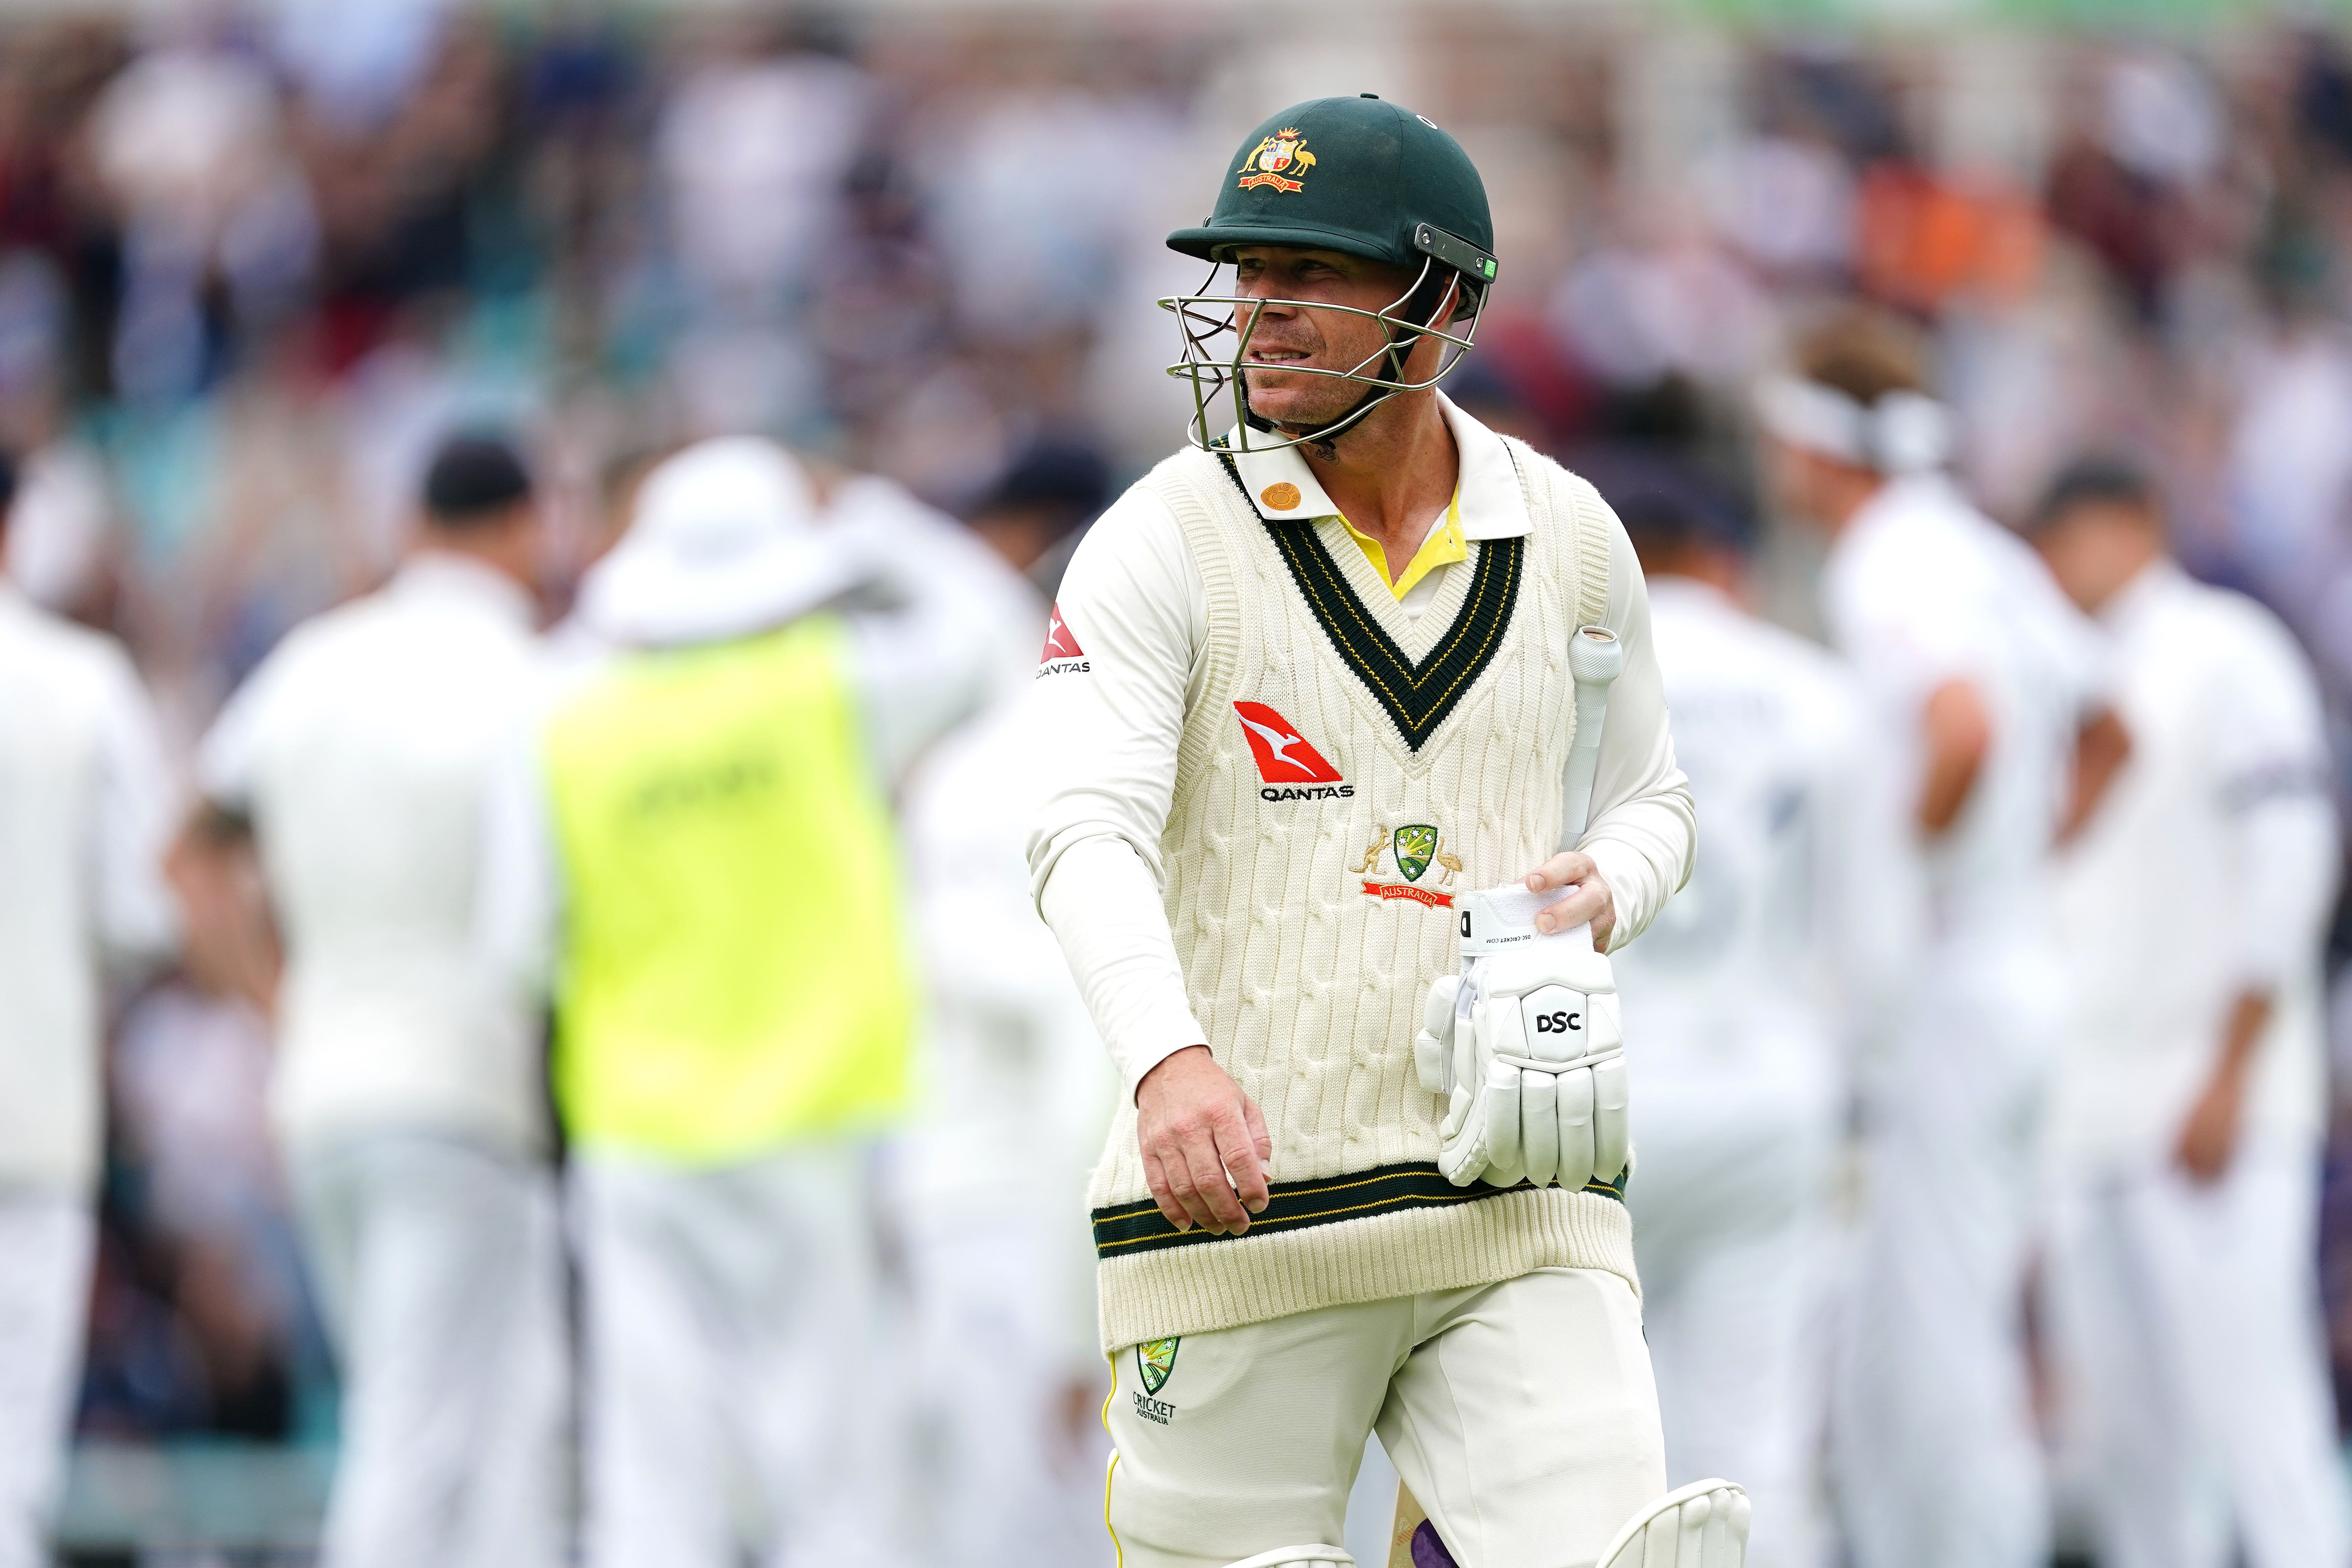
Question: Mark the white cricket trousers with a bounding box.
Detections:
[905,1219,1107,1568]
[1831,957,2056,1568]
[289,1130,565,1568]
[574,1144,901,1568]
[2047,1151,2351,1568]
[1630,1039,1836,1568]
[1102,1266,1666,1568]
[0,1191,92,1568]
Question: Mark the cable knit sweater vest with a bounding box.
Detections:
[1087,437,1637,1353]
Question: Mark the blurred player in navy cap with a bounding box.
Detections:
[183,432,564,1568]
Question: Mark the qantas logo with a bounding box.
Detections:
[1036,603,1088,676]
[1234,701,1352,801]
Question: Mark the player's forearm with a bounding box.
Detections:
[1038,835,1208,1100]
[2211,988,2273,1081]
[1917,677,1991,835]
[2055,706,2130,847]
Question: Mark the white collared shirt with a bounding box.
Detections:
[1025,396,1695,1094]
[1821,472,2107,948]
[2052,560,2339,1167]
[0,583,178,1192]
[199,551,551,1153]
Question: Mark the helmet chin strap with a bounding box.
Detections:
[1239,271,1464,454]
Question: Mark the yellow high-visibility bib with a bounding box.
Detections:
[544,616,911,1162]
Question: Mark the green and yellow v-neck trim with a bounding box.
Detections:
[1210,443,1523,752]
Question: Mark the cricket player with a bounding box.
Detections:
[2029,460,2348,1568]
[478,436,1020,1568]
[1756,311,2115,1568]
[1029,97,1738,1568]
[189,434,564,1568]
[892,486,1119,1568]
[898,693,1121,1568]
[1603,463,1881,1568]
[0,449,177,1568]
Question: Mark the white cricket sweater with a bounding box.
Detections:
[1027,401,1695,1351]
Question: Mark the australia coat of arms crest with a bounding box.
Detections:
[1236,128,1317,194]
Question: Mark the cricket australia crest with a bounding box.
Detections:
[1356,822,1462,909]
[1136,1337,1180,1396]
[1236,128,1317,194]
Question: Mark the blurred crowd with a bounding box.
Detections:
[5,3,2352,1567]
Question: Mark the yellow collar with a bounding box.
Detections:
[1336,486,1466,600]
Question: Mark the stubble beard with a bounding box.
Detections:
[1243,367,1365,441]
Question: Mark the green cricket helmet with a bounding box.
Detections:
[1161,95,1499,453]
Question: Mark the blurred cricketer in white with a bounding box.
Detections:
[897,692,1123,1568]
[2030,460,2348,1568]
[0,450,178,1568]
[187,437,564,1568]
[1758,311,2118,1568]
[1602,465,1890,1568]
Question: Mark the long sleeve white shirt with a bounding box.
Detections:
[1822,473,2109,951]
[0,584,178,1192]
[2052,560,2341,1167]
[198,552,551,1154]
[1025,397,1696,1096]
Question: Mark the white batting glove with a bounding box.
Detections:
[1413,974,1463,1098]
[1428,884,1630,1191]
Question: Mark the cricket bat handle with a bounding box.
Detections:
[1560,625,1623,852]
[1389,1484,1429,1567]
[1394,639,1625,1548]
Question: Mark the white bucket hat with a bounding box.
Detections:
[578,437,866,647]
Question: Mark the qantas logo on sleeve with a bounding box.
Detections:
[1233,701,1352,800]
[1036,603,1089,676]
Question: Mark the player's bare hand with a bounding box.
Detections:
[1135,1045,1272,1235]
[1522,851,1615,949]
[2174,1060,2247,1185]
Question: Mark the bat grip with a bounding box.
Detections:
[1559,625,1623,853]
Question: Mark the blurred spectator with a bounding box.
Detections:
[0,445,177,1568]
[86,33,315,408]
[1549,214,1773,399]
[655,20,868,437]
[177,432,565,1568]
[2032,459,2348,1568]
[101,979,318,1439]
[1759,308,2112,1568]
